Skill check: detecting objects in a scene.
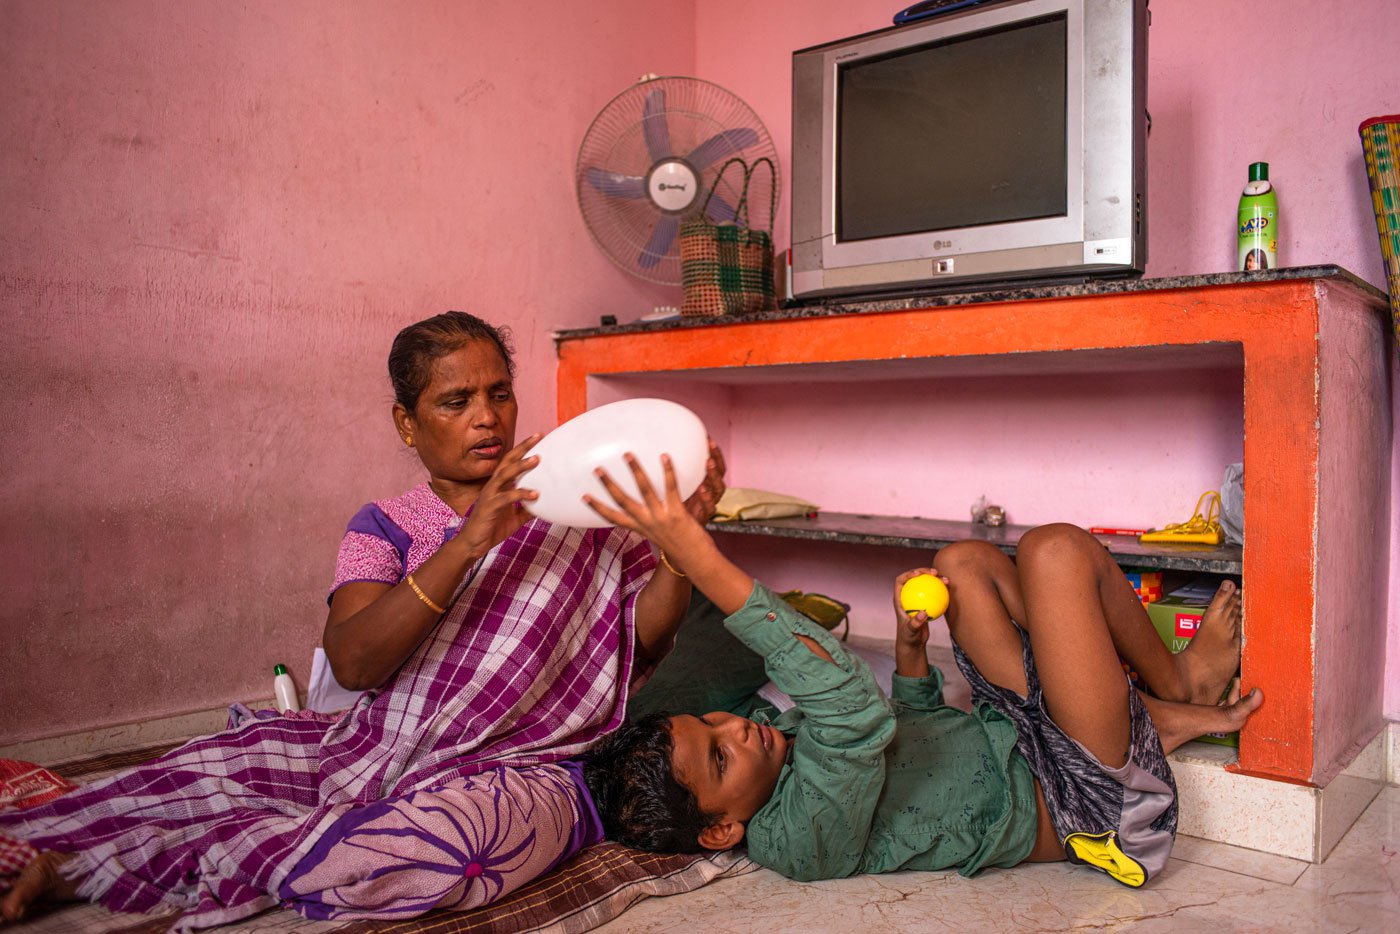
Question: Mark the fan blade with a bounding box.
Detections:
[585,167,647,200]
[639,215,679,269]
[643,86,672,162]
[685,128,760,170]
[705,192,737,223]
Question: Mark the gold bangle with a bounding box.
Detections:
[405,573,447,614]
[657,549,687,579]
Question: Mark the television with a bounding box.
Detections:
[790,0,1148,301]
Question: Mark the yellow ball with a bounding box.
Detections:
[900,573,949,618]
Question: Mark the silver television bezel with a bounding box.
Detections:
[791,0,1146,299]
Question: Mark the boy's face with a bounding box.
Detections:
[668,712,788,846]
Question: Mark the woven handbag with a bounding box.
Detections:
[679,156,777,317]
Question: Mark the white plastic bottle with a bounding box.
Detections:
[273,663,301,712]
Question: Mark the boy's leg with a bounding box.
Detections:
[1014,523,1256,766]
[942,524,1263,882]
[1014,524,1135,767]
[933,540,1031,695]
[940,530,1242,706]
[1140,687,1261,756]
[933,540,1066,862]
[1015,525,1241,705]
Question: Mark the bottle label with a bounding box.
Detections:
[1238,197,1278,272]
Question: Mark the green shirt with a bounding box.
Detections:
[730,582,1039,882]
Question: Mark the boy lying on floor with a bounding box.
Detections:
[582,454,1262,886]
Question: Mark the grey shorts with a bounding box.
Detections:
[952,627,1178,886]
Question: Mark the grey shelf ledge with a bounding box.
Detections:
[706,511,1242,575]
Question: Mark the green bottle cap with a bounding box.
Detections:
[1249,162,1269,181]
[274,663,288,676]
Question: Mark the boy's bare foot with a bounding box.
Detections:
[1175,580,1242,705]
[0,851,77,923]
[1145,682,1264,756]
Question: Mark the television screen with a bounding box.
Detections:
[837,12,1068,242]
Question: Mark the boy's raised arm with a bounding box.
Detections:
[589,453,893,880]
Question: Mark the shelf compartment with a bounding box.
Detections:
[558,270,1393,786]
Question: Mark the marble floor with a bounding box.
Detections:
[596,784,1400,932]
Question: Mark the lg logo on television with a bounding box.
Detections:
[933,239,953,250]
[1175,614,1202,639]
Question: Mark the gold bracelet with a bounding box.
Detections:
[657,549,687,579]
[405,573,447,614]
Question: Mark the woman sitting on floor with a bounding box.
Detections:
[0,311,724,929]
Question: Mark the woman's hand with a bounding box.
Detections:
[456,434,542,556]
[682,440,728,524]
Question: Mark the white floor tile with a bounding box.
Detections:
[1169,834,1309,885]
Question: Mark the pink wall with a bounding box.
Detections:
[691,0,1400,716]
[0,0,694,745]
[4,0,1397,746]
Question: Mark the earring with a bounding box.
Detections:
[404,436,413,447]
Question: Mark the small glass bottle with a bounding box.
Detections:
[273,663,300,712]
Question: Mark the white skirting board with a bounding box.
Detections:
[0,697,277,767]
[1171,720,1398,862]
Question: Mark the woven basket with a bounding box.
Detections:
[679,157,777,317]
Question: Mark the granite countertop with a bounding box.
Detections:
[555,264,1386,340]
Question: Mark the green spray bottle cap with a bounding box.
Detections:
[1249,162,1269,181]
[274,663,288,676]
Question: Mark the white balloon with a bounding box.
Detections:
[518,398,708,529]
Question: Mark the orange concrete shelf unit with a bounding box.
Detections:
[555,268,1392,787]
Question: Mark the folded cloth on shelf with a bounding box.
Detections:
[712,487,819,522]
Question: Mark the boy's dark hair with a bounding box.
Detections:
[583,712,720,853]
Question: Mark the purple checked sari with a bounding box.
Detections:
[0,493,655,930]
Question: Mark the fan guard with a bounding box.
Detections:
[576,76,779,285]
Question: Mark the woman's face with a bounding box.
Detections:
[396,339,518,489]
